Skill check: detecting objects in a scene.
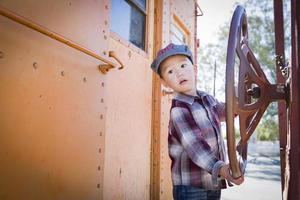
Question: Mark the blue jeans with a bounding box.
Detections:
[173,185,221,200]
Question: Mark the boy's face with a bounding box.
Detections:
[160,55,196,96]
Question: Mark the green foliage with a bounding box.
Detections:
[256,116,279,141]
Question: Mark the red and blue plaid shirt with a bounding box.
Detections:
[168,91,228,189]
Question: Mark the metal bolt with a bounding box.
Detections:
[33,62,38,69]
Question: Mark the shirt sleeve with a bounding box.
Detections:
[206,95,226,122]
[215,101,226,122]
[171,107,226,185]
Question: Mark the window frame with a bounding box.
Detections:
[109,0,149,54]
[170,14,190,46]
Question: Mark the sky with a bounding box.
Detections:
[197,0,247,46]
[196,0,248,100]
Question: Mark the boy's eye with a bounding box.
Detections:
[181,64,186,68]
[168,70,173,74]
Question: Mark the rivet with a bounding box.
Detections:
[33,62,38,69]
[61,71,65,76]
[97,183,100,188]
[0,51,4,59]
[83,77,87,82]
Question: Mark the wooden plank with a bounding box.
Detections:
[150,0,164,199]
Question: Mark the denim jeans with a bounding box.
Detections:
[173,185,221,200]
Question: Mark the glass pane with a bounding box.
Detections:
[129,5,145,49]
[170,23,187,44]
[170,34,183,45]
[110,0,146,50]
[133,0,146,10]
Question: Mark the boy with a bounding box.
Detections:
[151,43,244,200]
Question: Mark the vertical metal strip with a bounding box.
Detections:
[273,0,287,194]
[288,0,300,199]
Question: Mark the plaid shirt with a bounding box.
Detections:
[168,91,227,189]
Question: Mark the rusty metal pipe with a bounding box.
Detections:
[0,5,117,68]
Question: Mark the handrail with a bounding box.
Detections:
[0,5,122,73]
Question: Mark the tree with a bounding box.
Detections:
[198,0,291,141]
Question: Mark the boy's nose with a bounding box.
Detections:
[176,70,183,77]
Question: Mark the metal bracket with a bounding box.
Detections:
[162,88,174,96]
[99,51,124,74]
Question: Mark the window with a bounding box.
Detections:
[170,16,189,45]
[110,0,147,50]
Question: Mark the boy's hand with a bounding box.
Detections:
[219,164,244,185]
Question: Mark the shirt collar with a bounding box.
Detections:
[173,90,207,105]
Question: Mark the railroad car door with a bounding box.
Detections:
[99,0,155,199]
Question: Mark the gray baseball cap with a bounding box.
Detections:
[151,43,194,75]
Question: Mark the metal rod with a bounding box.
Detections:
[0,5,117,67]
